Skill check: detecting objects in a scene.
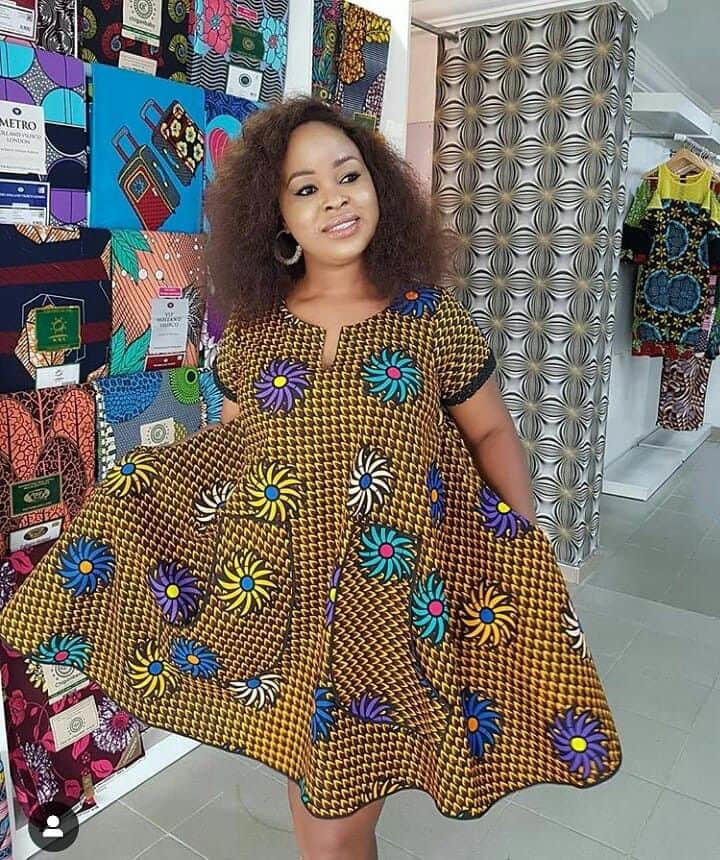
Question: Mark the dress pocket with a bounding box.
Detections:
[157,508,296,686]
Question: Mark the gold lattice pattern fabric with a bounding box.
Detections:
[0,284,621,818]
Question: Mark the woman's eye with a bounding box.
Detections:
[295,184,316,196]
[341,171,360,183]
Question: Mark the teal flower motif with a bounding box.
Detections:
[261,16,287,71]
[361,348,422,405]
[411,571,448,644]
[57,537,115,596]
[33,633,91,671]
[358,523,416,582]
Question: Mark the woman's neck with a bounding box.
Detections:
[291,256,380,301]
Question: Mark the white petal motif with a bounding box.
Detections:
[348,446,393,517]
[194,479,236,529]
[229,672,283,708]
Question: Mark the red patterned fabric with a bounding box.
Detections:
[0,549,146,820]
[0,386,97,557]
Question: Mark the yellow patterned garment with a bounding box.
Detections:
[0,284,621,818]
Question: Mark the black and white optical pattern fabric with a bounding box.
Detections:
[432,3,637,564]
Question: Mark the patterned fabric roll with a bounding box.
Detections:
[79,0,191,80]
[93,368,203,479]
[0,385,96,557]
[0,549,145,821]
[0,43,88,225]
[0,755,11,859]
[109,231,205,375]
[188,0,288,104]
[311,0,390,130]
[88,64,205,233]
[0,225,111,394]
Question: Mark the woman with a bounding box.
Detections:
[0,96,621,860]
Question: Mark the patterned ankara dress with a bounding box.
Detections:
[0,284,621,819]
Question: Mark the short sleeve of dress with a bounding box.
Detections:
[434,290,496,407]
[212,310,244,402]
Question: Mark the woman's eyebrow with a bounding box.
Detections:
[286,154,360,186]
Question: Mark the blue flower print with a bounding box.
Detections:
[426,463,446,523]
[311,685,337,741]
[169,637,221,679]
[57,537,115,596]
[461,688,502,758]
[644,269,701,315]
[390,285,442,318]
[411,571,449,644]
[358,523,417,582]
[261,16,287,71]
[361,348,422,405]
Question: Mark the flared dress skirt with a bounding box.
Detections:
[0,285,622,819]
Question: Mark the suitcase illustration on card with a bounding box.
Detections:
[112,127,180,231]
[141,99,205,187]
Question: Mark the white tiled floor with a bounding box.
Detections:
[33,440,720,859]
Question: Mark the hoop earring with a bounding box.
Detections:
[273,229,303,266]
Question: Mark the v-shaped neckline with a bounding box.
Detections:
[279,295,397,372]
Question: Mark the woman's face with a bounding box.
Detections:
[278,121,380,268]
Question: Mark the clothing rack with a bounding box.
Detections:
[633,131,720,164]
[670,134,720,166]
[410,17,460,41]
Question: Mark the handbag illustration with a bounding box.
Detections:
[141,100,205,187]
[112,127,180,231]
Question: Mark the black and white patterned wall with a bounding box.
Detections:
[432,3,637,565]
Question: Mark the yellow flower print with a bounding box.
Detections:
[461,580,518,647]
[104,451,159,498]
[218,549,278,615]
[245,461,302,522]
[126,640,181,699]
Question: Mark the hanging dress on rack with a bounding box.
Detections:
[623,163,720,430]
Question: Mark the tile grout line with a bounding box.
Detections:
[627,683,718,858]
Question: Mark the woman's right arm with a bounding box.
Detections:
[221,397,239,424]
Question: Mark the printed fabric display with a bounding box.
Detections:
[0,43,88,226]
[89,63,205,232]
[93,367,205,479]
[0,549,146,822]
[312,0,390,130]
[0,287,620,819]
[0,225,112,394]
[0,755,10,859]
[0,385,96,557]
[188,0,288,104]
[109,230,205,375]
[204,90,258,189]
[0,0,79,55]
[657,355,713,432]
[79,0,191,81]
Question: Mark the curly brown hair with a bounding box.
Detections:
[204,95,454,322]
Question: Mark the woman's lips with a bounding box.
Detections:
[323,216,360,238]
